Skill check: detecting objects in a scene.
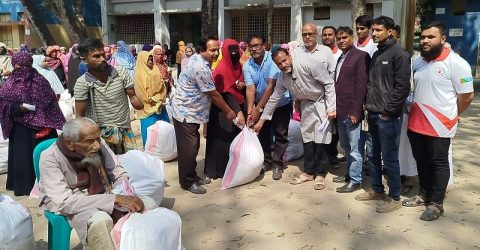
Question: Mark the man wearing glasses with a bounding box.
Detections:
[293,23,338,166]
[243,33,292,180]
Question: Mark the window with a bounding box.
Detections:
[116,15,155,44]
[231,8,291,44]
[314,6,330,20]
[0,26,13,47]
[0,14,10,22]
[366,4,374,17]
[452,0,466,15]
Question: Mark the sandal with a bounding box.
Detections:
[313,176,326,190]
[290,173,314,185]
[420,204,444,221]
[402,195,425,207]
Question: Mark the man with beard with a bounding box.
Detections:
[355,16,411,213]
[404,21,474,221]
[39,118,158,249]
[255,48,336,191]
[243,33,292,180]
[74,38,144,154]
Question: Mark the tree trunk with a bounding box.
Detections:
[19,0,54,45]
[267,0,274,44]
[201,0,218,38]
[351,0,366,28]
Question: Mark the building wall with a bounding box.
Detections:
[432,0,480,69]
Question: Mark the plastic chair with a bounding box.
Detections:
[33,138,73,250]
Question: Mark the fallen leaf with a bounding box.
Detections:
[277,232,285,237]
[241,213,250,218]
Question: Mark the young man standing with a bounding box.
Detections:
[334,26,371,193]
[405,21,474,221]
[355,16,411,213]
[321,26,342,62]
[354,15,378,57]
[244,33,292,180]
[74,38,144,154]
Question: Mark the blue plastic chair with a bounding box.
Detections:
[33,138,73,250]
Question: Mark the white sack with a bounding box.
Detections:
[283,119,304,161]
[119,208,183,250]
[144,121,177,161]
[118,150,165,206]
[0,194,34,250]
[221,128,264,189]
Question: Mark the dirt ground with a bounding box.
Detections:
[1,96,480,250]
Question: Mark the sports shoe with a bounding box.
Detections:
[376,197,402,213]
[355,190,387,201]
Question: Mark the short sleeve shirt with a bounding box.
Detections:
[171,54,216,124]
[74,66,133,128]
[408,48,474,138]
[242,51,291,107]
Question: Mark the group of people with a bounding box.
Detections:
[172,15,474,223]
[0,12,475,250]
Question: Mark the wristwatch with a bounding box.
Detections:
[256,106,264,113]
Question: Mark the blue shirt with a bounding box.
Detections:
[243,51,291,107]
[171,54,216,124]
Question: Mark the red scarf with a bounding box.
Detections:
[212,39,244,104]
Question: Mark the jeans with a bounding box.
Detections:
[407,130,451,205]
[337,118,364,184]
[367,112,401,200]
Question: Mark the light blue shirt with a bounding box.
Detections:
[171,54,216,124]
[243,51,291,107]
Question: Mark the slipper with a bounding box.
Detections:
[420,204,444,221]
[290,173,314,185]
[402,195,425,207]
[313,176,325,190]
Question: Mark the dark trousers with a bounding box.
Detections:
[303,142,330,176]
[258,102,292,169]
[326,119,339,160]
[173,118,200,189]
[407,130,451,205]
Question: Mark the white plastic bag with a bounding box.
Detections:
[283,119,304,161]
[118,150,165,206]
[119,208,183,250]
[0,194,35,250]
[221,128,264,189]
[144,121,178,161]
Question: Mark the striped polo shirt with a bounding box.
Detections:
[74,66,133,128]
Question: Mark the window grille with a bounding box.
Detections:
[0,26,13,47]
[231,8,291,44]
[116,15,155,44]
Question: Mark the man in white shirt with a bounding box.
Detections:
[354,15,378,57]
[321,26,342,62]
[405,21,474,221]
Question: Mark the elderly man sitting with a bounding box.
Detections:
[38,118,156,249]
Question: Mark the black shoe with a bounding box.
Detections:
[337,156,347,163]
[263,165,273,172]
[272,168,283,180]
[186,183,206,194]
[197,177,211,185]
[336,182,361,193]
[333,176,348,183]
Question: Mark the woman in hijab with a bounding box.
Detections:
[0,52,65,196]
[104,46,116,66]
[151,45,173,95]
[133,51,169,146]
[180,45,194,72]
[45,45,66,87]
[204,38,246,180]
[113,41,136,78]
[32,54,65,95]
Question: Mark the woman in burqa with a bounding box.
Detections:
[0,52,65,196]
[113,41,136,78]
[204,38,246,180]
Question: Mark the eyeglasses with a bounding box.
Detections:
[248,43,263,50]
[301,33,317,38]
